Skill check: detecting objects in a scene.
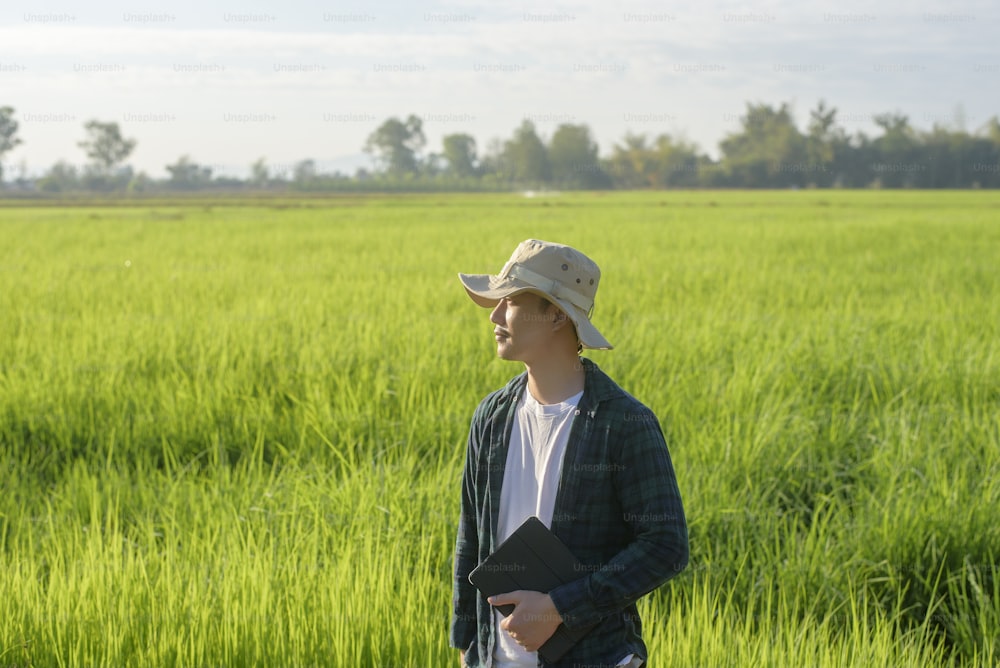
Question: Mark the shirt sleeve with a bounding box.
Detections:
[548,405,689,629]
[450,412,482,650]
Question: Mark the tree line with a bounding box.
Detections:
[1,100,999,193]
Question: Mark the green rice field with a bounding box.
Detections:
[1,191,998,667]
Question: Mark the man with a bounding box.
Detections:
[451,239,689,668]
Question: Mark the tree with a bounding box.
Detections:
[719,102,809,187]
[985,116,1000,146]
[501,120,550,186]
[81,164,134,191]
[422,152,445,177]
[606,133,655,188]
[477,138,506,181]
[292,159,317,188]
[364,115,425,176]
[979,117,1000,188]
[442,133,478,178]
[871,112,919,187]
[37,161,79,193]
[165,155,213,189]
[807,100,837,143]
[806,101,835,174]
[651,134,707,188]
[250,157,269,188]
[0,106,23,183]
[837,131,876,188]
[920,125,976,188]
[78,120,136,174]
[127,172,153,193]
[548,124,609,188]
[605,133,709,189]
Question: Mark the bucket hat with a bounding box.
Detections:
[458,239,612,350]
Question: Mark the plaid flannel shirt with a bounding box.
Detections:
[451,358,689,668]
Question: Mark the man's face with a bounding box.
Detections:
[489,292,557,363]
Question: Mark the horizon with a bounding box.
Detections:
[2,0,997,179]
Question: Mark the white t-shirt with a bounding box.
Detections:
[494,388,582,668]
[492,387,636,668]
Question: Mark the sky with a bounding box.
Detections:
[2,0,998,179]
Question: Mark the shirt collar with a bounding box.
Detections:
[495,357,619,407]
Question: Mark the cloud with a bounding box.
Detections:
[2,0,996,175]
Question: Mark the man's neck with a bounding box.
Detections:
[523,353,585,405]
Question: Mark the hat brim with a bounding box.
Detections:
[458,272,613,350]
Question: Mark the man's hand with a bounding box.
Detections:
[458,649,465,666]
[489,590,564,652]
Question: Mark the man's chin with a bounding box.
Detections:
[495,344,518,361]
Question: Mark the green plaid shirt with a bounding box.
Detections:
[451,358,689,668]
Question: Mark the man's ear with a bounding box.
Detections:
[551,309,571,331]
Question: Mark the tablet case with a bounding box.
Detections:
[468,516,598,662]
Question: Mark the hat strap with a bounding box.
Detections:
[506,264,594,313]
